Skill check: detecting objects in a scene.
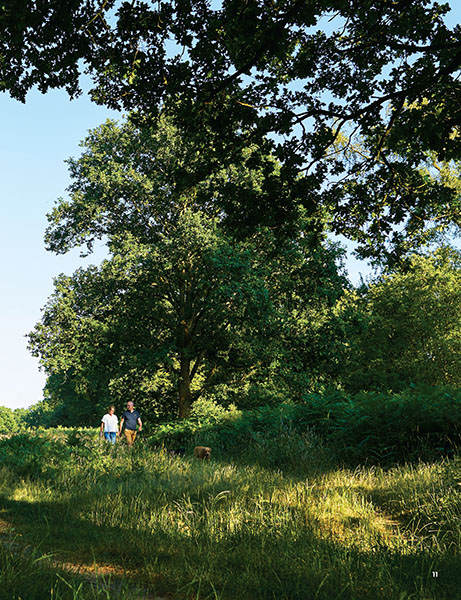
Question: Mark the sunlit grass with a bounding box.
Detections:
[0,435,459,599]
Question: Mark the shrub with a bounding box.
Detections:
[0,428,113,479]
[189,397,235,421]
[0,433,72,477]
[326,386,460,462]
[149,387,460,465]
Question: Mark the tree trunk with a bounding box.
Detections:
[178,267,194,418]
[178,353,192,418]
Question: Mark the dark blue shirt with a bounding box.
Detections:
[122,409,141,430]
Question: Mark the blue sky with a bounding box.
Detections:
[1,87,119,409]
[1,3,459,410]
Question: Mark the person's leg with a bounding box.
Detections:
[109,432,116,444]
[104,432,111,442]
[125,430,137,446]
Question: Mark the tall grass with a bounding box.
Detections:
[0,429,459,599]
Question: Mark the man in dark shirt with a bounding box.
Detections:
[119,401,142,446]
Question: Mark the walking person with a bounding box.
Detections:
[100,405,118,445]
[119,401,142,446]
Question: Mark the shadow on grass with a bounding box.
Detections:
[0,493,166,599]
[0,485,459,600]
[0,531,156,600]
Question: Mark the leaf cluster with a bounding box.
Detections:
[2,1,460,259]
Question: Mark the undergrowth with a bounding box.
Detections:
[0,425,459,600]
[151,388,460,465]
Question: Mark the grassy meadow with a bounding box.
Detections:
[0,427,459,600]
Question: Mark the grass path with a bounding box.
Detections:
[0,437,459,599]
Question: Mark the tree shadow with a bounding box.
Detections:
[0,522,156,600]
[1,478,459,600]
[0,493,168,599]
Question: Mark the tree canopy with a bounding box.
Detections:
[30,211,274,418]
[44,116,299,253]
[4,2,460,422]
[2,0,460,261]
[29,116,349,419]
[336,246,461,391]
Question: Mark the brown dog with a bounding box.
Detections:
[193,446,211,460]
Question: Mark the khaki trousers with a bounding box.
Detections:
[124,429,137,446]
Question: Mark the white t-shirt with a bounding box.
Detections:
[101,413,118,433]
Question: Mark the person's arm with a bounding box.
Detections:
[119,416,124,435]
[100,420,104,437]
[137,416,142,431]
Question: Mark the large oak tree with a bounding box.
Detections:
[29,116,348,419]
[29,212,272,418]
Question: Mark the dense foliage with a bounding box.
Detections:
[27,240,461,425]
[0,406,20,434]
[1,1,460,260]
[336,247,461,391]
[28,219,348,421]
[28,117,351,421]
[149,388,461,465]
[30,211,275,419]
[3,1,460,441]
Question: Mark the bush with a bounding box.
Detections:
[0,428,112,478]
[149,387,460,465]
[0,433,72,477]
[326,386,460,462]
[189,397,234,421]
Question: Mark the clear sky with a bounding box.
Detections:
[1,3,459,410]
[1,86,119,409]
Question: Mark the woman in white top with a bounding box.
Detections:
[100,405,118,444]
